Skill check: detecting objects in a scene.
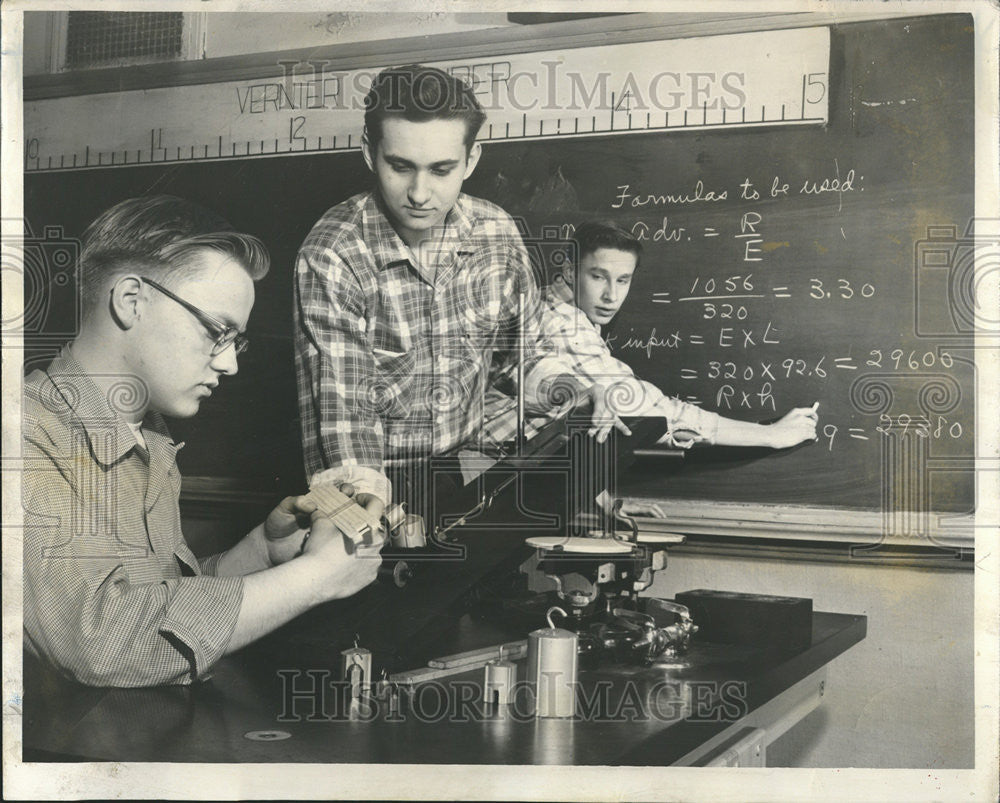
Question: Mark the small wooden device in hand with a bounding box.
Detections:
[302,483,383,547]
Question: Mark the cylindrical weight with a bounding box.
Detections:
[484,659,517,705]
[390,513,426,549]
[527,608,578,718]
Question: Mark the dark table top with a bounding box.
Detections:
[23,608,866,766]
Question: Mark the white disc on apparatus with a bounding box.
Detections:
[636,532,686,544]
[585,530,686,545]
[524,536,634,554]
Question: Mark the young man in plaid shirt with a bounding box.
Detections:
[295,65,623,522]
[22,196,382,686]
[542,221,820,450]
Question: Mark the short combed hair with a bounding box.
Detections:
[363,64,487,152]
[572,220,643,267]
[79,195,269,311]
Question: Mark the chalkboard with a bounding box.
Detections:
[462,14,976,517]
[23,14,976,525]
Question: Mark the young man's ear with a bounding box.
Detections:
[361,128,376,173]
[108,275,145,330]
[462,141,482,180]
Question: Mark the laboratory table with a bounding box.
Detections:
[23,607,865,767]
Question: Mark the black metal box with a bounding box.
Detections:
[675,589,813,650]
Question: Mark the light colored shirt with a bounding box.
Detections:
[540,277,721,448]
[294,191,571,503]
[22,347,243,687]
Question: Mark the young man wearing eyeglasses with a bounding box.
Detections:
[22,195,383,687]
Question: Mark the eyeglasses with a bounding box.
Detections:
[140,276,249,356]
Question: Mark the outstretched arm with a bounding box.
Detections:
[711,403,820,448]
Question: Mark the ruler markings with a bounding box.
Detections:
[25,114,828,173]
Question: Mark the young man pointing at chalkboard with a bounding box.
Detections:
[544,221,819,449]
[294,65,623,518]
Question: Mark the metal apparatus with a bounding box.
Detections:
[518,501,697,665]
[343,412,699,698]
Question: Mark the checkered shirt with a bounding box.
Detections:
[538,277,721,447]
[294,191,571,502]
[21,347,243,686]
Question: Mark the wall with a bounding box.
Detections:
[202,12,511,59]
[22,12,50,76]
[21,11,512,76]
[649,553,974,768]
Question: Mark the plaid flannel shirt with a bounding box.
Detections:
[22,347,243,686]
[294,192,571,503]
[539,277,721,447]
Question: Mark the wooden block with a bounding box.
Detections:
[427,641,527,669]
[304,483,381,546]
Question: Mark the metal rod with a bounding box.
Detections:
[517,291,526,452]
